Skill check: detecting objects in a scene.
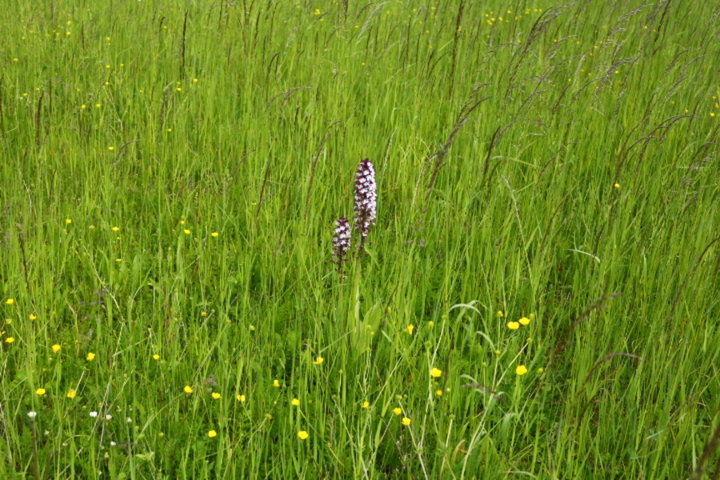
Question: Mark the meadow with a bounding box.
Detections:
[1,0,719,478]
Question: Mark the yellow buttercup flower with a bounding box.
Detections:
[430,367,442,378]
[401,417,411,426]
[297,430,309,440]
[392,407,402,415]
[207,430,217,438]
[405,324,415,335]
[362,401,370,409]
[236,394,246,402]
[291,398,300,406]
[516,365,528,376]
[272,379,280,387]
[86,352,96,361]
[66,389,77,399]
[211,392,221,399]
[507,321,520,330]
[36,388,46,396]
[51,344,61,353]
[519,317,531,326]
[313,356,324,365]
[183,385,194,394]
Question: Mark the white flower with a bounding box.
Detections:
[104,414,113,420]
[89,411,98,418]
[27,411,37,419]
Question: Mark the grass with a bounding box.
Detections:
[1,0,719,478]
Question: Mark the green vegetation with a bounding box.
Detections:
[1,1,719,478]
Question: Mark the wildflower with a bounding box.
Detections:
[67,389,77,399]
[36,388,46,396]
[201,311,208,317]
[614,183,621,189]
[519,316,531,326]
[313,356,324,365]
[207,430,217,438]
[331,217,351,271]
[401,417,412,426]
[108,146,115,151]
[183,229,191,235]
[65,218,72,225]
[430,368,442,378]
[105,414,113,420]
[5,337,15,343]
[5,298,14,305]
[27,411,37,419]
[86,352,96,361]
[236,394,246,402]
[405,324,415,335]
[152,354,160,360]
[354,158,377,248]
[183,385,193,394]
[89,411,99,417]
[272,379,280,388]
[515,365,528,376]
[211,392,221,399]
[111,226,120,232]
[435,389,443,396]
[507,321,520,330]
[291,398,300,407]
[496,310,504,317]
[392,407,402,415]
[210,232,219,237]
[52,344,61,353]
[297,430,309,440]
[362,401,370,409]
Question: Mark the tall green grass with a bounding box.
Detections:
[1,0,719,478]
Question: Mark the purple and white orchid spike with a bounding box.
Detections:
[332,216,352,268]
[353,158,377,248]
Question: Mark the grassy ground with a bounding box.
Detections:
[1,1,719,478]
